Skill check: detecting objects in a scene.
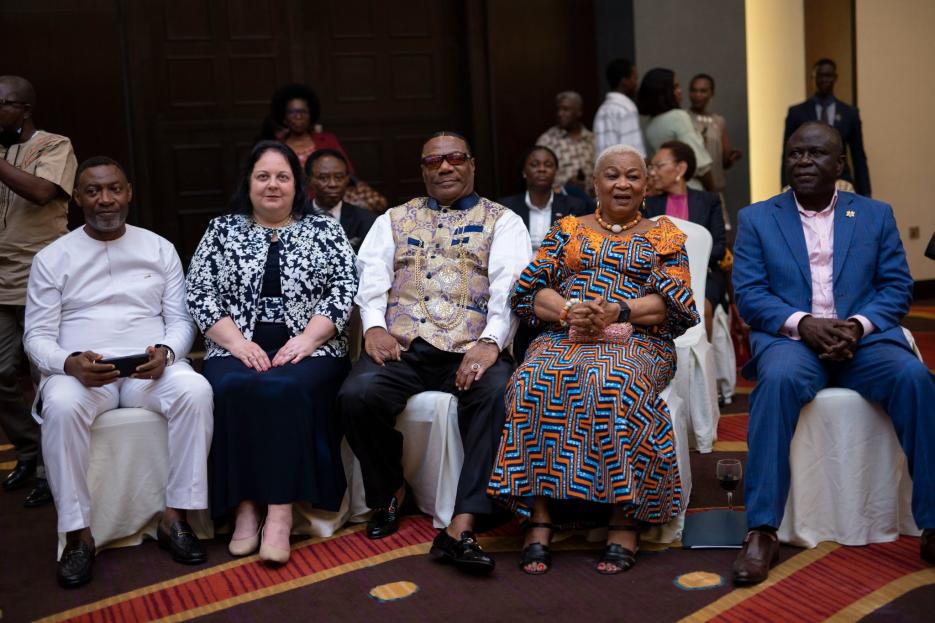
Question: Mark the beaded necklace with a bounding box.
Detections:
[595,207,641,233]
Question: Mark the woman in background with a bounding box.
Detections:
[637,68,713,193]
[687,73,742,229]
[644,140,727,339]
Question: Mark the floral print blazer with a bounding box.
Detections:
[186,213,358,359]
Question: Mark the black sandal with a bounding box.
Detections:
[597,524,640,575]
[520,521,553,575]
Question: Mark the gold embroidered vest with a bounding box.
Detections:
[385,195,506,353]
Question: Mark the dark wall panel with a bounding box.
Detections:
[485,0,599,197]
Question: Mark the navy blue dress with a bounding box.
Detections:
[203,239,350,518]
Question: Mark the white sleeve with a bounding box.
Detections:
[354,213,396,332]
[620,112,646,155]
[23,252,71,376]
[593,106,615,156]
[159,240,196,359]
[482,210,533,348]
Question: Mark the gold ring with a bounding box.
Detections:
[470,362,481,372]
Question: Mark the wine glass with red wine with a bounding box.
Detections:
[716,459,742,511]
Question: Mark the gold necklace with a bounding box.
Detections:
[595,207,641,233]
[414,208,472,330]
[254,215,293,242]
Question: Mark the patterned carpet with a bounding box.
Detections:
[1,305,933,622]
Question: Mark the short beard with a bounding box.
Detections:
[0,127,22,148]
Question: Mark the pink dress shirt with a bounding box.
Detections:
[781,191,873,339]
[664,193,689,220]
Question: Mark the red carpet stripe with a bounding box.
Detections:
[717,414,748,442]
[46,518,521,623]
[51,518,443,623]
[711,537,927,622]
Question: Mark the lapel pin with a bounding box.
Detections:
[846,210,855,218]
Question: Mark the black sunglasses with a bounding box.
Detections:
[420,151,473,170]
[0,99,28,108]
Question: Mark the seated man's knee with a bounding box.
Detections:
[337,371,381,414]
[896,358,932,388]
[41,385,91,432]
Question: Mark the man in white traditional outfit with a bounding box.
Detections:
[24,157,213,588]
[339,131,531,574]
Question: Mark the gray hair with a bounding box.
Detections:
[594,144,647,175]
[555,90,583,107]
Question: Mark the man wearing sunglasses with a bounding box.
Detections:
[341,131,531,574]
[0,75,78,509]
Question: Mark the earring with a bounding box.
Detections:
[676,174,681,182]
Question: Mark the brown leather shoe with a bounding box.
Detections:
[732,529,779,586]
[922,529,935,565]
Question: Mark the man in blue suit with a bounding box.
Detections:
[781,59,871,196]
[732,122,934,585]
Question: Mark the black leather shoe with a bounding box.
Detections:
[2,458,36,491]
[429,530,495,574]
[58,539,95,588]
[366,495,401,540]
[922,528,935,565]
[157,520,207,565]
[24,478,53,507]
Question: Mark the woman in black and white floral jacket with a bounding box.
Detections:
[187,141,357,565]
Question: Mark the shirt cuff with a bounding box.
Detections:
[848,315,875,338]
[781,312,809,340]
[359,309,387,334]
[480,320,512,350]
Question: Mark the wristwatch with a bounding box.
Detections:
[156,344,176,366]
[478,337,499,349]
[617,301,632,324]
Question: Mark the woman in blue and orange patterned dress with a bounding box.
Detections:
[487,144,699,575]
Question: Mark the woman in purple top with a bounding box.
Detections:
[644,140,726,339]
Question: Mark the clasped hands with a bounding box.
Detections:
[798,315,863,361]
[64,345,167,387]
[565,298,621,337]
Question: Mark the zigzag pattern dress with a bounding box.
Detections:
[487,216,699,523]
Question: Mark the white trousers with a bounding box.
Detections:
[39,362,214,533]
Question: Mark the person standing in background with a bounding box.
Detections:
[781,59,870,196]
[688,73,742,229]
[536,91,595,200]
[593,59,645,156]
[0,75,77,508]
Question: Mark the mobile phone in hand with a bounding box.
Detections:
[98,353,150,377]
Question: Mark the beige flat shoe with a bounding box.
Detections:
[228,520,263,557]
[258,524,291,565]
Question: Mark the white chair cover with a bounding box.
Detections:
[348,391,463,529]
[778,328,923,547]
[711,304,737,403]
[56,408,213,558]
[643,385,689,543]
[651,216,719,453]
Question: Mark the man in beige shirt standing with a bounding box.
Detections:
[0,75,77,506]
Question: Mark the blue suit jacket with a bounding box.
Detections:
[732,190,913,379]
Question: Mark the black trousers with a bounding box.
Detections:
[339,338,513,517]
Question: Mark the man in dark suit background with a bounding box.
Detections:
[306,149,376,251]
[781,58,871,196]
[733,122,933,586]
[498,145,592,361]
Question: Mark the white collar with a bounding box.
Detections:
[524,191,554,212]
